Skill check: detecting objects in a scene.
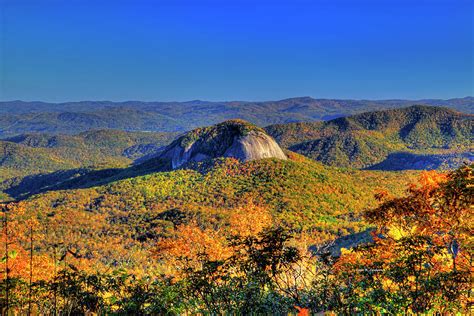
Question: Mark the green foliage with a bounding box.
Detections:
[182,227,302,314]
[0,271,188,315]
[0,130,178,201]
[0,141,76,172]
[266,105,473,169]
[3,129,178,165]
[177,119,264,152]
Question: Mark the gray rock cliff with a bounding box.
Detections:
[159,120,287,169]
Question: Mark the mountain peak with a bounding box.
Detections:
[159,119,287,169]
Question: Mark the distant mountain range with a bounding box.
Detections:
[0,97,472,137]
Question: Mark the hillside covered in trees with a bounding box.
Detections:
[0,130,178,201]
[266,105,473,169]
[0,157,471,313]
[1,106,472,201]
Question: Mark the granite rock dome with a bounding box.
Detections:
[159,119,287,169]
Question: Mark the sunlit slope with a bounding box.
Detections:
[23,154,417,242]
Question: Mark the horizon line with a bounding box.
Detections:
[1,95,472,104]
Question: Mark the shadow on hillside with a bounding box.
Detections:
[4,158,170,201]
[366,152,473,171]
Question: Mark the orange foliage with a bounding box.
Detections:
[227,201,272,237]
[336,166,473,312]
[154,202,273,275]
[154,221,231,274]
[295,306,310,316]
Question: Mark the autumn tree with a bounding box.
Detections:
[182,227,303,314]
[334,165,473,313]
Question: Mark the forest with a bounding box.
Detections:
[0,159,471,314]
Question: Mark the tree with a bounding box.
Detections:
[182,227,312,314]
[334,165,473,313]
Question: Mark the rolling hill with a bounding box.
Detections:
[266,105,473,169]
[0,97,472,137]
[1,120,288,199]
[0,117,420,282]
[3,129,179,161]
[0,129,178,200]
[0,118,419,255]
[1,106,471,200]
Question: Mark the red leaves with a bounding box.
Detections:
[295,306,310,316]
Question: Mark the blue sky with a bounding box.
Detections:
[1,0,472,102]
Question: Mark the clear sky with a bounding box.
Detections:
[0,0,472,102]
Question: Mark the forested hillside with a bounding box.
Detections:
[0,156,470,313]
[1,153,417,280]
[0,130,178,201]
[3,129,178,161]
[266,105,473,169]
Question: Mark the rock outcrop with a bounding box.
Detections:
[159,119,287,169]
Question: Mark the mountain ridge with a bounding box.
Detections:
[1,97,472,137]
[266,105,473,169]
[0,130,179,200]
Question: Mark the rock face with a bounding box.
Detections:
[309,228,375,258]
[159,120,287,169]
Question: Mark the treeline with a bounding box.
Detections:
[0,165,471,314]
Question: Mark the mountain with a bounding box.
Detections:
[0,129,178,200]
[0,97,472,137]
[1,129,178,168]
[0,107,184,136]
[266,105,473,169]
[0,140,76,176]
[159,120,287,169]
[1,105,471,200]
